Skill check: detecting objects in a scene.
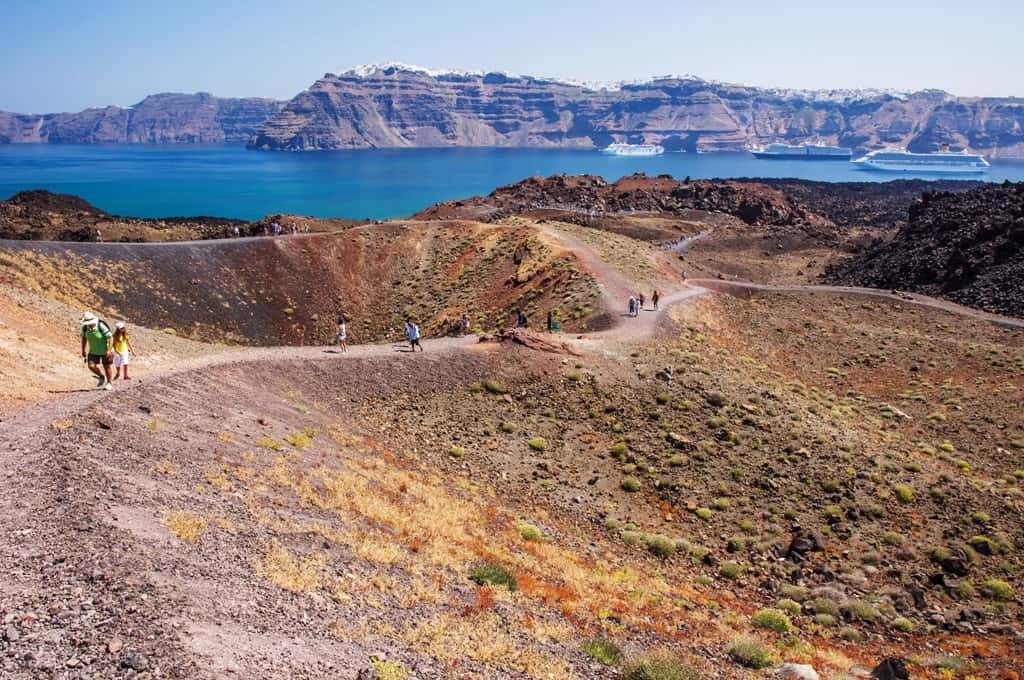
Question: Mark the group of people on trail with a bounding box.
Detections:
[80,313,136,390]
[628,290,661,317]
[332,312,423,353]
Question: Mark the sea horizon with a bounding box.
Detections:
[3,143,1023,221]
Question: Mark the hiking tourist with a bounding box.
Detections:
[111,322,136,381]
[460,313,471,335]
[80,312,114,390]
[628,296,637,317]
[405,319,423,352]
[335,315,348,352]
[516,309,528,328]
[639,292,646,311]
[652,290,660,310]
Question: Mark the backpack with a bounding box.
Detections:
[96,320,112,337]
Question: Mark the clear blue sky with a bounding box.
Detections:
[2,0,1021,113]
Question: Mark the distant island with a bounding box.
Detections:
[3,64,1023,157]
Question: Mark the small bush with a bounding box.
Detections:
[583,638,623,666]
[776,598,802,616]
[484,379,508,394]
[892,617,915,633]
[842,599,878,621]
[780,584,809,602]
[610,441,629,457]
[751,608,792,633]
[517,522,542,541]
[983,578,1014,601]
[713,497,731,511]
[528,437,548,451]
[814,613,836,626]
[695,508,713,520]
[500,420,517,433]
[655,392,671,405]
[621,530,645,546]
[623,652,700,680]
[646,534,676,558]
[371,658,409,680]
[840,626,864,642]
[469,563,517,591]
[726,636,773,669]
[882,531,904,546]
[894,484,914,503]
[812,598,839,617]
[719,561,744,580]
[621,476,642,492]
[448,445,466,458]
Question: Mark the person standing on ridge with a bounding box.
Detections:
[628,295,636,317]
[652,290,660,310]
[405,319,423,352]
[516,309,528,328]
[639,292,646,311]
[80,312,114,390]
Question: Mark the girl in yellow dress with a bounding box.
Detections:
[112,322,137,380]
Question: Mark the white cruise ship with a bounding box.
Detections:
[750,143,852,160]
[852,147,990,174]
[601,142,665,156]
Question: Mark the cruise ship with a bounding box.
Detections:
[601,142,665,156]
[750,143,852,160]
[851,147,990,174]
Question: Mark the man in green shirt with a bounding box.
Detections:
[80,312,114,390]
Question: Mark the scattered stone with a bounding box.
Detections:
[120,652,149,672]
[3,625,20,642]
[777,663,820,680]
[107,637,124,654]
[870,658,909,680]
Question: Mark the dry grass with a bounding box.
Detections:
[162,509,207,543]
[255,540,326,593]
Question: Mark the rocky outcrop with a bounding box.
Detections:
[248,65,1024,157]
[0,93,284,144]
[827,182,1024,317]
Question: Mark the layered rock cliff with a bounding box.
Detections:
[0,93,284,144]
[248,65,1024,157]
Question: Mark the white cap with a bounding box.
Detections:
[115,322,126,329]
[81,312,97,326]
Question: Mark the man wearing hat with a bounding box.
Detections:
[80,312,114,390]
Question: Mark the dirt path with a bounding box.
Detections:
[690,278,1024,330]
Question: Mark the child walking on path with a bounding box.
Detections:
[335,315,348,352]
[112,322,136,380]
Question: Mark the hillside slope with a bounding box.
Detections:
[827,182,1024,317]
[249,64,1024,156]
[0,221,604,345]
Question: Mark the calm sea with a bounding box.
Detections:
[2,144,1023,221]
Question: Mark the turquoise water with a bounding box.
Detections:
[2,144,1023,220]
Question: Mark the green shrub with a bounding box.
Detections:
[484,379,508,394]
[500,421,517,433]
[621,476,642,492]
[726,636,773,669]
[776,598,802,616]
[842,599,878,622]
[610,441,629,457]
[894,484,914,503]
[840,627,863,642]
[892,617,915,633]
[469,563,517,591]
[623,652,700,680]
[668,454,685,467]
[713,498,731,511]
[655,392,671,405]
[582,638,623,666]
[751,608,792,633]
[780,584,809,602]
[448,445,466,458]
[983,578,1015,601]
[528,437,548,451]
[882,531,904,546]
[719,561,744,580]
[646,534,676,558]
[812,598,839,617]
[814,613,836,626]
[517,522,542,541]
[621,530,645,546]
[695,508,713,520]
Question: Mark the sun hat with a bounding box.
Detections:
[81,312,97,326]
[115,322,126,329]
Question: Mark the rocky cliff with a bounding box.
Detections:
[0,93,284,144]
[827,183,1024,317]
[248,65,1024,157]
